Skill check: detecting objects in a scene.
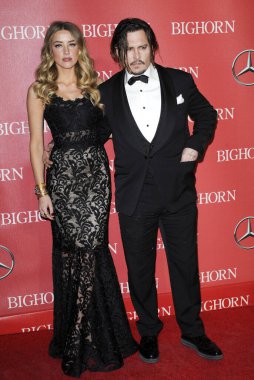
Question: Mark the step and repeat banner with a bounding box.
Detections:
[0,0,254,334]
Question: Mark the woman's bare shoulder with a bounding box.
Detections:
[27,82,38,98]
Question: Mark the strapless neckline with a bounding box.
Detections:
[53,94,86,103]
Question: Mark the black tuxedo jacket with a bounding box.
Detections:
[99,64,217,216]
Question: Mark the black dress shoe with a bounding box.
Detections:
[181,335,223,360]
[139,336,159,363]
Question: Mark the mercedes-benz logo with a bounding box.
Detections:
[232,49,254,86]
[234,216,254,250]
[0,245,15,280]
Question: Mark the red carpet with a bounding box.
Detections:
[0,306,253,380]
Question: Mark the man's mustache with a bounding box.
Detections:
[130,60,145,66]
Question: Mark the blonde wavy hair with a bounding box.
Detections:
[33,21,102,108]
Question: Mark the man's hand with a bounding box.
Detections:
[180,147,198,162]
[43,141,54,168]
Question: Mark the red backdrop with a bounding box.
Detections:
[0,0,254,334]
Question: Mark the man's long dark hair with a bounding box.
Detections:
[110,18,159,69]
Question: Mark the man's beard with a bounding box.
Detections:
[128,60,146,75]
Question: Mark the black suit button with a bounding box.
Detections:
[144,156,148,159]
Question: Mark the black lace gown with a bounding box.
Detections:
[44,95,138,378]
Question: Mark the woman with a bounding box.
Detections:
[27,21,137,378]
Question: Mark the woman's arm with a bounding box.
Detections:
[27,85,54,219]
[27,85,45,184]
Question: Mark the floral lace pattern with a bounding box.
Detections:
[44,96,138,377]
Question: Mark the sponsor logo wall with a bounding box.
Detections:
[0,0,253,334]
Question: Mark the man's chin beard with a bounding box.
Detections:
[127,67,146,75]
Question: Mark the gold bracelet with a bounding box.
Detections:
[34,183,48,198]
[36,183,46,190]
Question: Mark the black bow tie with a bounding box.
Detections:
[128,74,149,86]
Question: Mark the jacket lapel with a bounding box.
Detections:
[112,70,148,152]
[111,65,177,154]
[150,64,177,154]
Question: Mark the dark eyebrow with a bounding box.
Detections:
[127,43,148,48]
[53,39,76,43]
[128,43,148,48]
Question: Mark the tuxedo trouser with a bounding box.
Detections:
[118,172,205,337]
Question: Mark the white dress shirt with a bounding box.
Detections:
[125,64,161,143]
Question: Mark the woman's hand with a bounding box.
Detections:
[39,195,54,220]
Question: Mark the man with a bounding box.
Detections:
[98,18,223,363]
